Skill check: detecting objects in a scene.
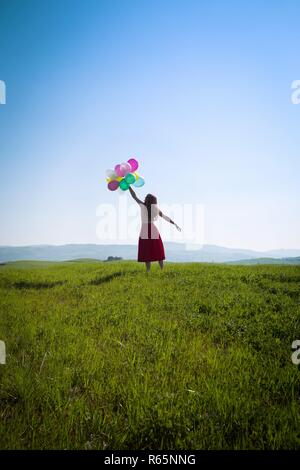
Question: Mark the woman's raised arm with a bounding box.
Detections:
[128,186,143,204]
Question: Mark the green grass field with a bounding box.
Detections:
[0,260,299,450]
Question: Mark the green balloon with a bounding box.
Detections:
[125,173,135,185]
[119,178,129,190]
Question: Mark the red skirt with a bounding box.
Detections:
[138,223,165,262]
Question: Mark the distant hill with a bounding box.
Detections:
[1,243,300,264]
[226,257,300,265]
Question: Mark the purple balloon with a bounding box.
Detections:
[108,180,119,191]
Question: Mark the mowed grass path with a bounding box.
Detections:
[0,261,299,449]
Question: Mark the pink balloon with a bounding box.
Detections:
[120,162,131,176]
[128,158,139,172]
[114,164,122,177]
[108,180,119,191]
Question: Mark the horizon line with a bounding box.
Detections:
[0,242,300,253]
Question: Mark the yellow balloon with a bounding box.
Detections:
[134,172,139,180]
[106,177,112,182]
[116,176,123,181]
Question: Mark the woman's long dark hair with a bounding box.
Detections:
[144,194,157,222]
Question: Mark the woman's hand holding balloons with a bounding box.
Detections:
[106,158,145,192]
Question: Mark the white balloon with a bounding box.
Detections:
[106,169,116,178]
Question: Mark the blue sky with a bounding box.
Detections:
[0,0,299,250]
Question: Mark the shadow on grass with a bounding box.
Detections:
[12,280,66,290]
[90,272,124,285]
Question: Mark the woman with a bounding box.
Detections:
[129,186,181,272]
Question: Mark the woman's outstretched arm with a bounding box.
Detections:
[159,210,181,231]
[128,186,143,204]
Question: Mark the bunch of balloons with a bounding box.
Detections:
[106,158,145,192]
